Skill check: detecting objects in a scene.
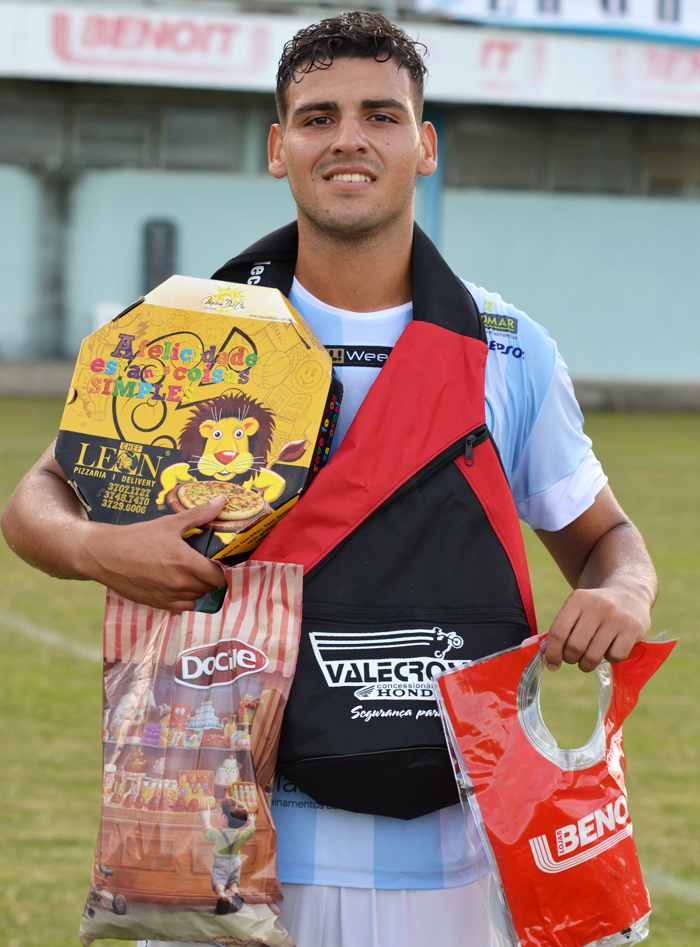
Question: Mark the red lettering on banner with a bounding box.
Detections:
[115,17,148,50]
[51,11,268,77]
[78,14,240,56]
[213,24,239,56]
[478,38,546,92]
[645,47,700,84]
[150,21,172,51]
[170,21,200,53]
[481,40,520,73]
[81,15,104,47]
[612,44,700,103]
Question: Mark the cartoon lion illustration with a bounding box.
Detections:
[155,392,305,515]
[114,450,139,475]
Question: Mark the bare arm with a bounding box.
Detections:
[1,440,227,613]
[536,484,657,673]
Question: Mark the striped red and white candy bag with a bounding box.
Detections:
[80,562,302,947]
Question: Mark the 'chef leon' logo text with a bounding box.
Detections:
[175,638,268,690]
[74,441,165,481]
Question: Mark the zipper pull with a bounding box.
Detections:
[464,434,476,466]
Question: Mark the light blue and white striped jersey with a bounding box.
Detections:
[269,278,607,891]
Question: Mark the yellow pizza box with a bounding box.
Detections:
[55,275,342,562]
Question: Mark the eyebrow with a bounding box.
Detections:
[291,98,411,119]
[361,99,410,114]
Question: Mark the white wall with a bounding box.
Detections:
[3,164,700,383]
[0,166,41,360]
[442,189,700,382]
[66,169,296,354]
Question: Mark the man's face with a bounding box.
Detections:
[269,56,436,240]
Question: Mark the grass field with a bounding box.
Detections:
[1,396,699,947]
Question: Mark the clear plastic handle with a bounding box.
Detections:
[517,635,613,771]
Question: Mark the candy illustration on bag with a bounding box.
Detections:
[80,562,302,946]
[170,703,192,730]
[436,633,676,947]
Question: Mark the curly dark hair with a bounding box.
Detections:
[276,11,428,122]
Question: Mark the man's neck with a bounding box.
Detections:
[294,213,413,313]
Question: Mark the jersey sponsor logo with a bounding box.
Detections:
[529,794,632,873]
[481,312,519,334]
[246,261,271,285]
[488,340,524,358]
[309,627,470,701]
[175,638,268,689]
[325,345,393,367]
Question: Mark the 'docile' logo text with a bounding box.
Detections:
[175,638,268,689]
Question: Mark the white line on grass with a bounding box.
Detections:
[644,867,700,905]
[0,607,101,663]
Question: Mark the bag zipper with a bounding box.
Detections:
[381,423,489,508]
[464,429,481,466]
[306,424,490,581]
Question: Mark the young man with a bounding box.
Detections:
[2,12,657,947]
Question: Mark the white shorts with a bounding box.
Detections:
[139,878,497,947]
[280,880,497,947]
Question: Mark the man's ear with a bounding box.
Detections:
[417,121,438,179]
[269,124,288,179]
[199,420,217,438]
[242,418,260,436]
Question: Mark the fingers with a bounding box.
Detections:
[155,500,229,596]
[179,542,227,591]
[172,496,228,533]
[545,593,582,671]
[135,554,226,610]
[544,588,650,673]
[111,581,208,615]
[550,604,611,672]
[81,516,228,612]
[566,626,614,673]
[172,500,230,593]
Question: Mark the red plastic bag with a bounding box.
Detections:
[80,562,302,946]
[436,633,676,947]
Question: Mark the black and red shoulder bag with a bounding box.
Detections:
[213,223,537,820]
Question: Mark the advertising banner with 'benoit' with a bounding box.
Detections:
[4,2,700,115]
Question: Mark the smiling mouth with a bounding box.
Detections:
[328,173,373,183]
